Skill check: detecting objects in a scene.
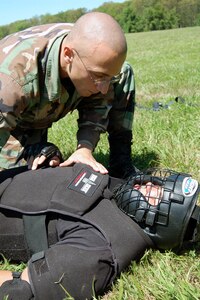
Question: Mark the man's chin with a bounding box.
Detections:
[80,90,98,97]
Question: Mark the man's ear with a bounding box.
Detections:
[63,47,74,64]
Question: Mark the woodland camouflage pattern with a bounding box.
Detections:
[0,23,135,169]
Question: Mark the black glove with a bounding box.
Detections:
[18,142,63,167]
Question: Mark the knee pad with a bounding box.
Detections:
[0,272,34,300]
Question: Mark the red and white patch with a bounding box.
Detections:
[68,168,101,196]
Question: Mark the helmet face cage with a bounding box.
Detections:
[114,168,179,225]
[114,168,200,250]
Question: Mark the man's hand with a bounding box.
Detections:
[31,155,61,170]
[31,144,63,170]
[59,145,108,174]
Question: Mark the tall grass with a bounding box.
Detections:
[127,27,200,103]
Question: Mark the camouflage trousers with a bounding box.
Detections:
[0,62,135,170]
[0,129,48,170]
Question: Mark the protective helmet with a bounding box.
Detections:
[114,168,200,251]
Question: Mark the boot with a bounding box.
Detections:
[108,131,139,179]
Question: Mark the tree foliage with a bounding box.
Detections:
[0,0,199,38]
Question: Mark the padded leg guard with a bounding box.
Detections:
[0,272,34,299]
[28,244,116,300]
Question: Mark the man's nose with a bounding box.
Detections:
[146,182,153,193]
[95,81,110,94]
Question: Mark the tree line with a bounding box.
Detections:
[0,0,199,39]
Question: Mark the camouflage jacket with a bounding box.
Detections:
[0,23,114,152]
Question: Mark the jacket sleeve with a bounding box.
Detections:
[0,73,27,150]
[76,86,114,149]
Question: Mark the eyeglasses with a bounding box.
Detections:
[72,48,122,86]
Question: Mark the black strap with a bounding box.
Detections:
[12,271,22,279]
[23,214,48,255]
[191,205,200,221]
[189,205,200,243]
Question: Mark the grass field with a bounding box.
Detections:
[1,26,200,299]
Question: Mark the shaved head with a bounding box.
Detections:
[66,12,127,57]
[60,12,127,90]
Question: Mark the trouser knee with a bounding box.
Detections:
[0,129,48,169]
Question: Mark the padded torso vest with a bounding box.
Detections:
[0,164,153,271]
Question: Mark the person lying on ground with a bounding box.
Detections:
[0,163,199,300]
